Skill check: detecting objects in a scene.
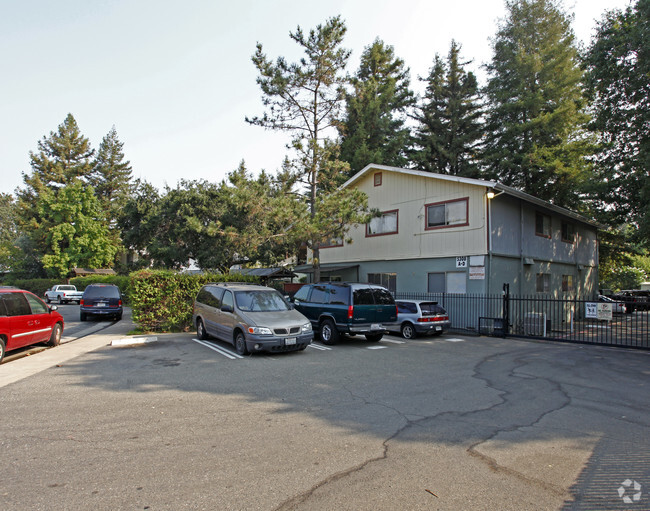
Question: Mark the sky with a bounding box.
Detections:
[0,0,633,196]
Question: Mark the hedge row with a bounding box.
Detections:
[2,278,61,297]
[129,270,259,332]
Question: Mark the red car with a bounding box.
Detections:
[0,287,64,363]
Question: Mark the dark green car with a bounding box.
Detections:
[291,283,397,345]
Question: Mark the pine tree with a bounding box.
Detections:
[91,126,134,224]
[17,114,97,260]
[247,16,373,282]
[483,0,592,208]
[413,41,483,177]
[339,38,414,176]
[585,0,650,244]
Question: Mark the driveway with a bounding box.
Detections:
[0,323,648,510]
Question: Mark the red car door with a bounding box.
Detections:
[23,292,55,343]
[2,292,37,350]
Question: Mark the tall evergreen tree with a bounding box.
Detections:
[247,16,373,282]
[16,114,98,265]
[339,38,414,176]
[585,0,650,244]
[91,126,134,225]
[412,41,483,177]
[483,0,592,208]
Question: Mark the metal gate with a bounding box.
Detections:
[395,289,650,350]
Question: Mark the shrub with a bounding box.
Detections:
[129,270,258,332]
[3,278,61,297]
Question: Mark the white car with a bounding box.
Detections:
[44,285,83,304]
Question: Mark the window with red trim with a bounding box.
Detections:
[425,198,468,230]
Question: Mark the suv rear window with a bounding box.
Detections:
[84,286,120,299]
[372,288,395,305]
[353,287,375,305]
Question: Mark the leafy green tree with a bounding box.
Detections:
[585,0,650,244]
[483,0,593,208]
[412,41,483,177]
[339,38,414,175]
[118,179,162,268]
[91,126,134,226]
[0,193,21,273]
[247,16,374,282]
[37,180,118,278]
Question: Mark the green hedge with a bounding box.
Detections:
[2,278,61,298]
[129,270,259,332]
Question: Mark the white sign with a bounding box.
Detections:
[586,302,613,321]
[598,303,613,321]
[585,302,598,319]
[469,267,485,280]
[456,256,468,268]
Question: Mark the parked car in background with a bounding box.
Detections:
[598,295,626,314]
[388,299,451,339]
[612,290,650,313]
[44,284,83,304]
[80,284,123,321]
[0,287,64,363]
[193,283,313,355]
[292,282,397,344]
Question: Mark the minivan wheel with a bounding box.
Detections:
[48,323,62,347]
[0,338,5,363]
[320,319,339,345]
[196,318,208,340]
[400,323,416,339]
[234,331,249,355]
[365,333,383,342]
[80,312,87,322]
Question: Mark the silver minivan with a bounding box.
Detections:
[192,283,313,354]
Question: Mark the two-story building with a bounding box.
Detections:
[295,164,600,298]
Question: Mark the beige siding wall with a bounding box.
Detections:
[319,169,489,264]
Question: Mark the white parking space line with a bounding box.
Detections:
[367,346,388,350]
[192,339,243,359]
[381,338,405,344]
[308,343,333,351]
[445,338,465,342]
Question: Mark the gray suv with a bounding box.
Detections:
[193,283,313,355]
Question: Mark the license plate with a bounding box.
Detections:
[285,337,296,345]
[371,323,381,330]
[436,326,442,331]
[96,303,106,307]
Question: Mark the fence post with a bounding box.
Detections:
[502,283,510,337]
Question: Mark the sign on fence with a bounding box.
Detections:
[586,302,613,321]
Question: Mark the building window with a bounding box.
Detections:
[368,273,396,294]
[561,221,576,243]
[367,210,398,237]
[319,237,343,248]
[536,273,550,293]
[428,273,445,293]
[425,198,469,230]
[562,275,574,293]
[447,272,467,294]
[374,172,382,186]
[535,212,551,238]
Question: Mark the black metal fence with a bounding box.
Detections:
[394,291,650,350]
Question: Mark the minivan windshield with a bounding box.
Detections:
[235,291,289,312]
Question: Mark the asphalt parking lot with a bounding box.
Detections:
[1,313,649,511]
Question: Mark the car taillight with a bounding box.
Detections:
[118,299,122,306]
[348,305,354,319]
[80,299,84,306]
[417,316,449,323]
